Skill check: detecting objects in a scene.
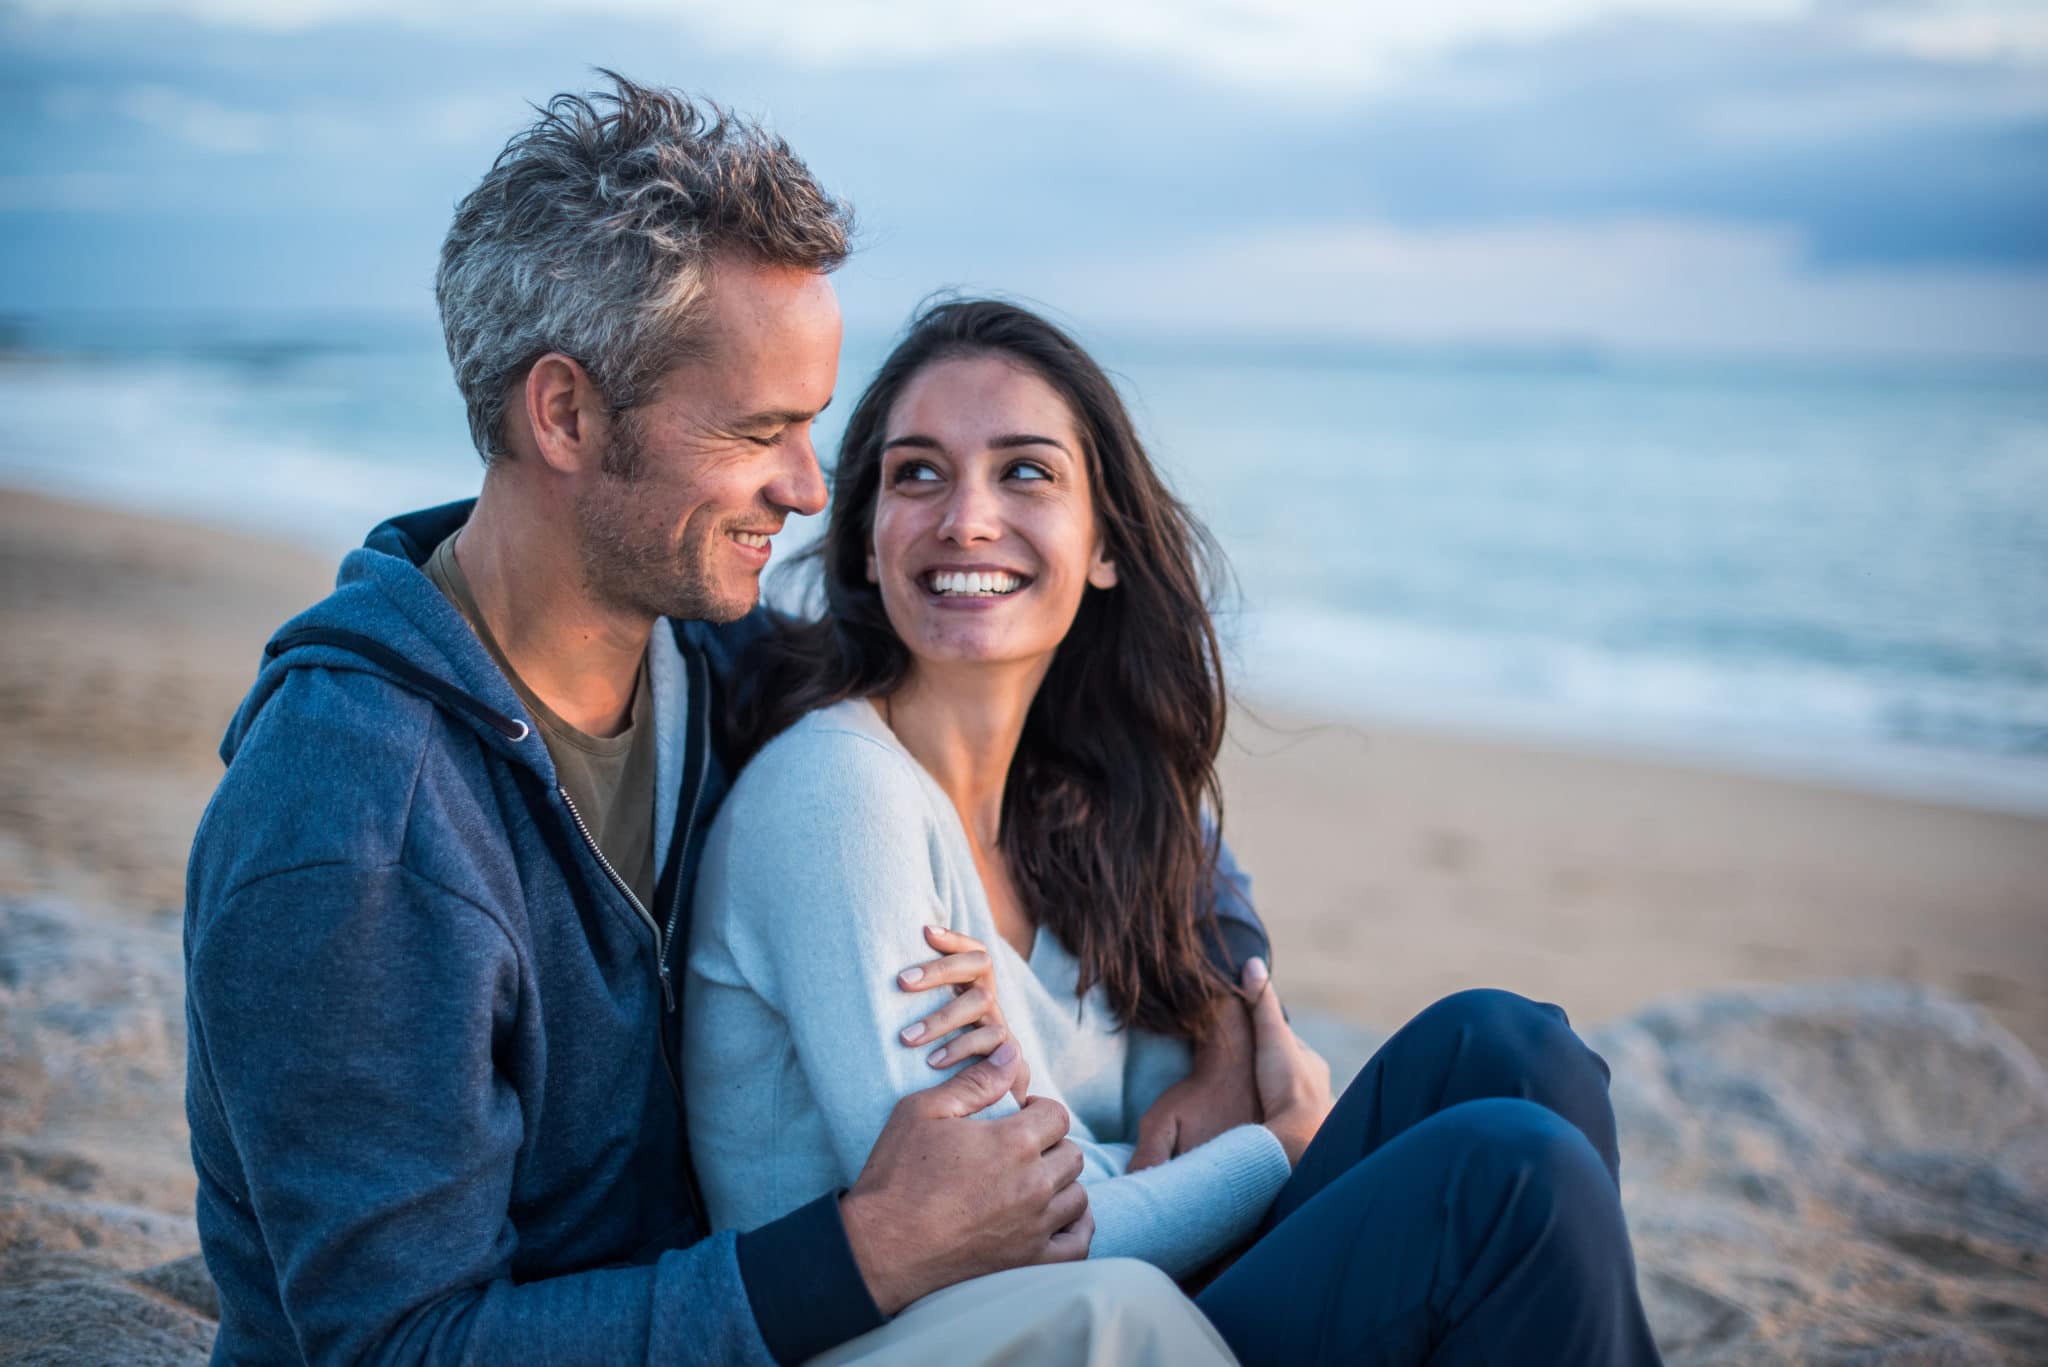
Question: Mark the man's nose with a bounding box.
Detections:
[771,431,828,516]
[936,477,1001,545]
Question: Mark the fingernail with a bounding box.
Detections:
[991,1040,1018,1067]
[900,1022,925,1043]
[925,923,946,937]
[899,966,924,985]
[1245,957,1269,986]
[928,1046,949,1066]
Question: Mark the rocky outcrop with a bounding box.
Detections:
[4,897,2044,1363]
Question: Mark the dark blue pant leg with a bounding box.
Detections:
[1269,988,1620,1233]
[1197,1098,1661,1366]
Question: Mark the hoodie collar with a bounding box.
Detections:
[223,499,555,779]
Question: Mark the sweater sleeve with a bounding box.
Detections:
[710,727,1019,1188]
[1083,1124,1292,1278]
[187,862,776,1367]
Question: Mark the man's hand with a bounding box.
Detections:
[1129,995,1260,1171]
[839,1041,1091,1315]
[1242,957,1334,1166]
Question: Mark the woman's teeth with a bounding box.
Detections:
[928,570,1024,597]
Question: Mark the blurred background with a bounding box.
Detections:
[2,3,2046,1360]
[5,0,2046,804]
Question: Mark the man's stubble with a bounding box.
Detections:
[574,413,755,626]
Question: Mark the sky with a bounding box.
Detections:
[3,0,2045,360]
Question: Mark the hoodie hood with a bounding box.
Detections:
[222,499,554,783]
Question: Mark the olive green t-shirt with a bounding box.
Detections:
[423,532,659,912]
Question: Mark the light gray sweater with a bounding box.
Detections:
[683,699,1291,1279]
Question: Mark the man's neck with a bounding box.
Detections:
[455,483,653,738]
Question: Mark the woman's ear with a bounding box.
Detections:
[865,548,879,584]
[1087,543,1119,590]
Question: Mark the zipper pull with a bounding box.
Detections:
[659,958,676,1014]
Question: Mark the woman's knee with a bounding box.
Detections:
[1388,988,1611,1098]
[1437,1098,1620,1222]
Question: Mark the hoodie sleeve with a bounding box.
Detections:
[187,860,779,1367]
[1208,830,1270,976]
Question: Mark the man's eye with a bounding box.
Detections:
[748,430,787,448]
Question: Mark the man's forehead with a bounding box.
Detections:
[642,266,837,414]
[698,257,840,346]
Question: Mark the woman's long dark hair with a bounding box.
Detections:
[732,299,1233,1039]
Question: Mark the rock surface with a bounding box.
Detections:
[4,896,2045,1364]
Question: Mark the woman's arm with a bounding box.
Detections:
[902,932,1292,1281]
[703,723,1284,1275]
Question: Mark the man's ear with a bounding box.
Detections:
[1087,542,1118,590]
[521,353,608,475]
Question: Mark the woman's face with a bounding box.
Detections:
[868,353,1118,676]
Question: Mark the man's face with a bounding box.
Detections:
[576,256,840,624]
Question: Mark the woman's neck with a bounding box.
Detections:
[878,659,1046,848]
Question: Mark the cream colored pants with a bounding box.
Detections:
[807,1259,1239,1366]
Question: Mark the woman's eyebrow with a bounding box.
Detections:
[881,432,1073,455]
[989,433,1072,456]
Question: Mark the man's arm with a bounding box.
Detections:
[1207,833,1270,976]
[1130,834,1269,1169]
[189,862,780,1366]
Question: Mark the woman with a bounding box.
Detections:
[684,300,1662,1363]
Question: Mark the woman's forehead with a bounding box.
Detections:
[886,354,1080,445]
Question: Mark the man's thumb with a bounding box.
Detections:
[921,1039,1020,1118]
[1242,958,1288,1041]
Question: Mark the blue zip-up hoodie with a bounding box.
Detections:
[184,499,1270,1365]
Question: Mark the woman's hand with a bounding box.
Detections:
[1241,957,1333,1165]
[897,925,1031,1103]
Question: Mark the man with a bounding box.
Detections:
[183,75,1271,1364]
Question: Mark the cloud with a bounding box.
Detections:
[0,172,136,212]
[117,84,275,152]
[1044,216,2048,359]
[27,0,2041,96]
[1853,0,2048,63]
[2,0,2041,355]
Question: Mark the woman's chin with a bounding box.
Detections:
[901,633,1050,672]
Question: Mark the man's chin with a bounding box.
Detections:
[676,574,761,625]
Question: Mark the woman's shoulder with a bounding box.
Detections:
[721,697,937,827]
[699,698,954,945]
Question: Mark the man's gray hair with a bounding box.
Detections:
[437,72,853,463]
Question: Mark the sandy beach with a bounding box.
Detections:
[3,484,2046,1361]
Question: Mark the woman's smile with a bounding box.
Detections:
[917,563,1036,606]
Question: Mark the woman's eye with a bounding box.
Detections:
[1005,461,1052,482]
[891,460,942,484]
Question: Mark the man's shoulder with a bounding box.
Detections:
[193,662,482,908]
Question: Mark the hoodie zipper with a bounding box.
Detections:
[558,785,676,1013]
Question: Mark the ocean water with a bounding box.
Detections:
[5,314,2045,813]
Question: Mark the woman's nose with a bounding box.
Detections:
[936,478,1002,545]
